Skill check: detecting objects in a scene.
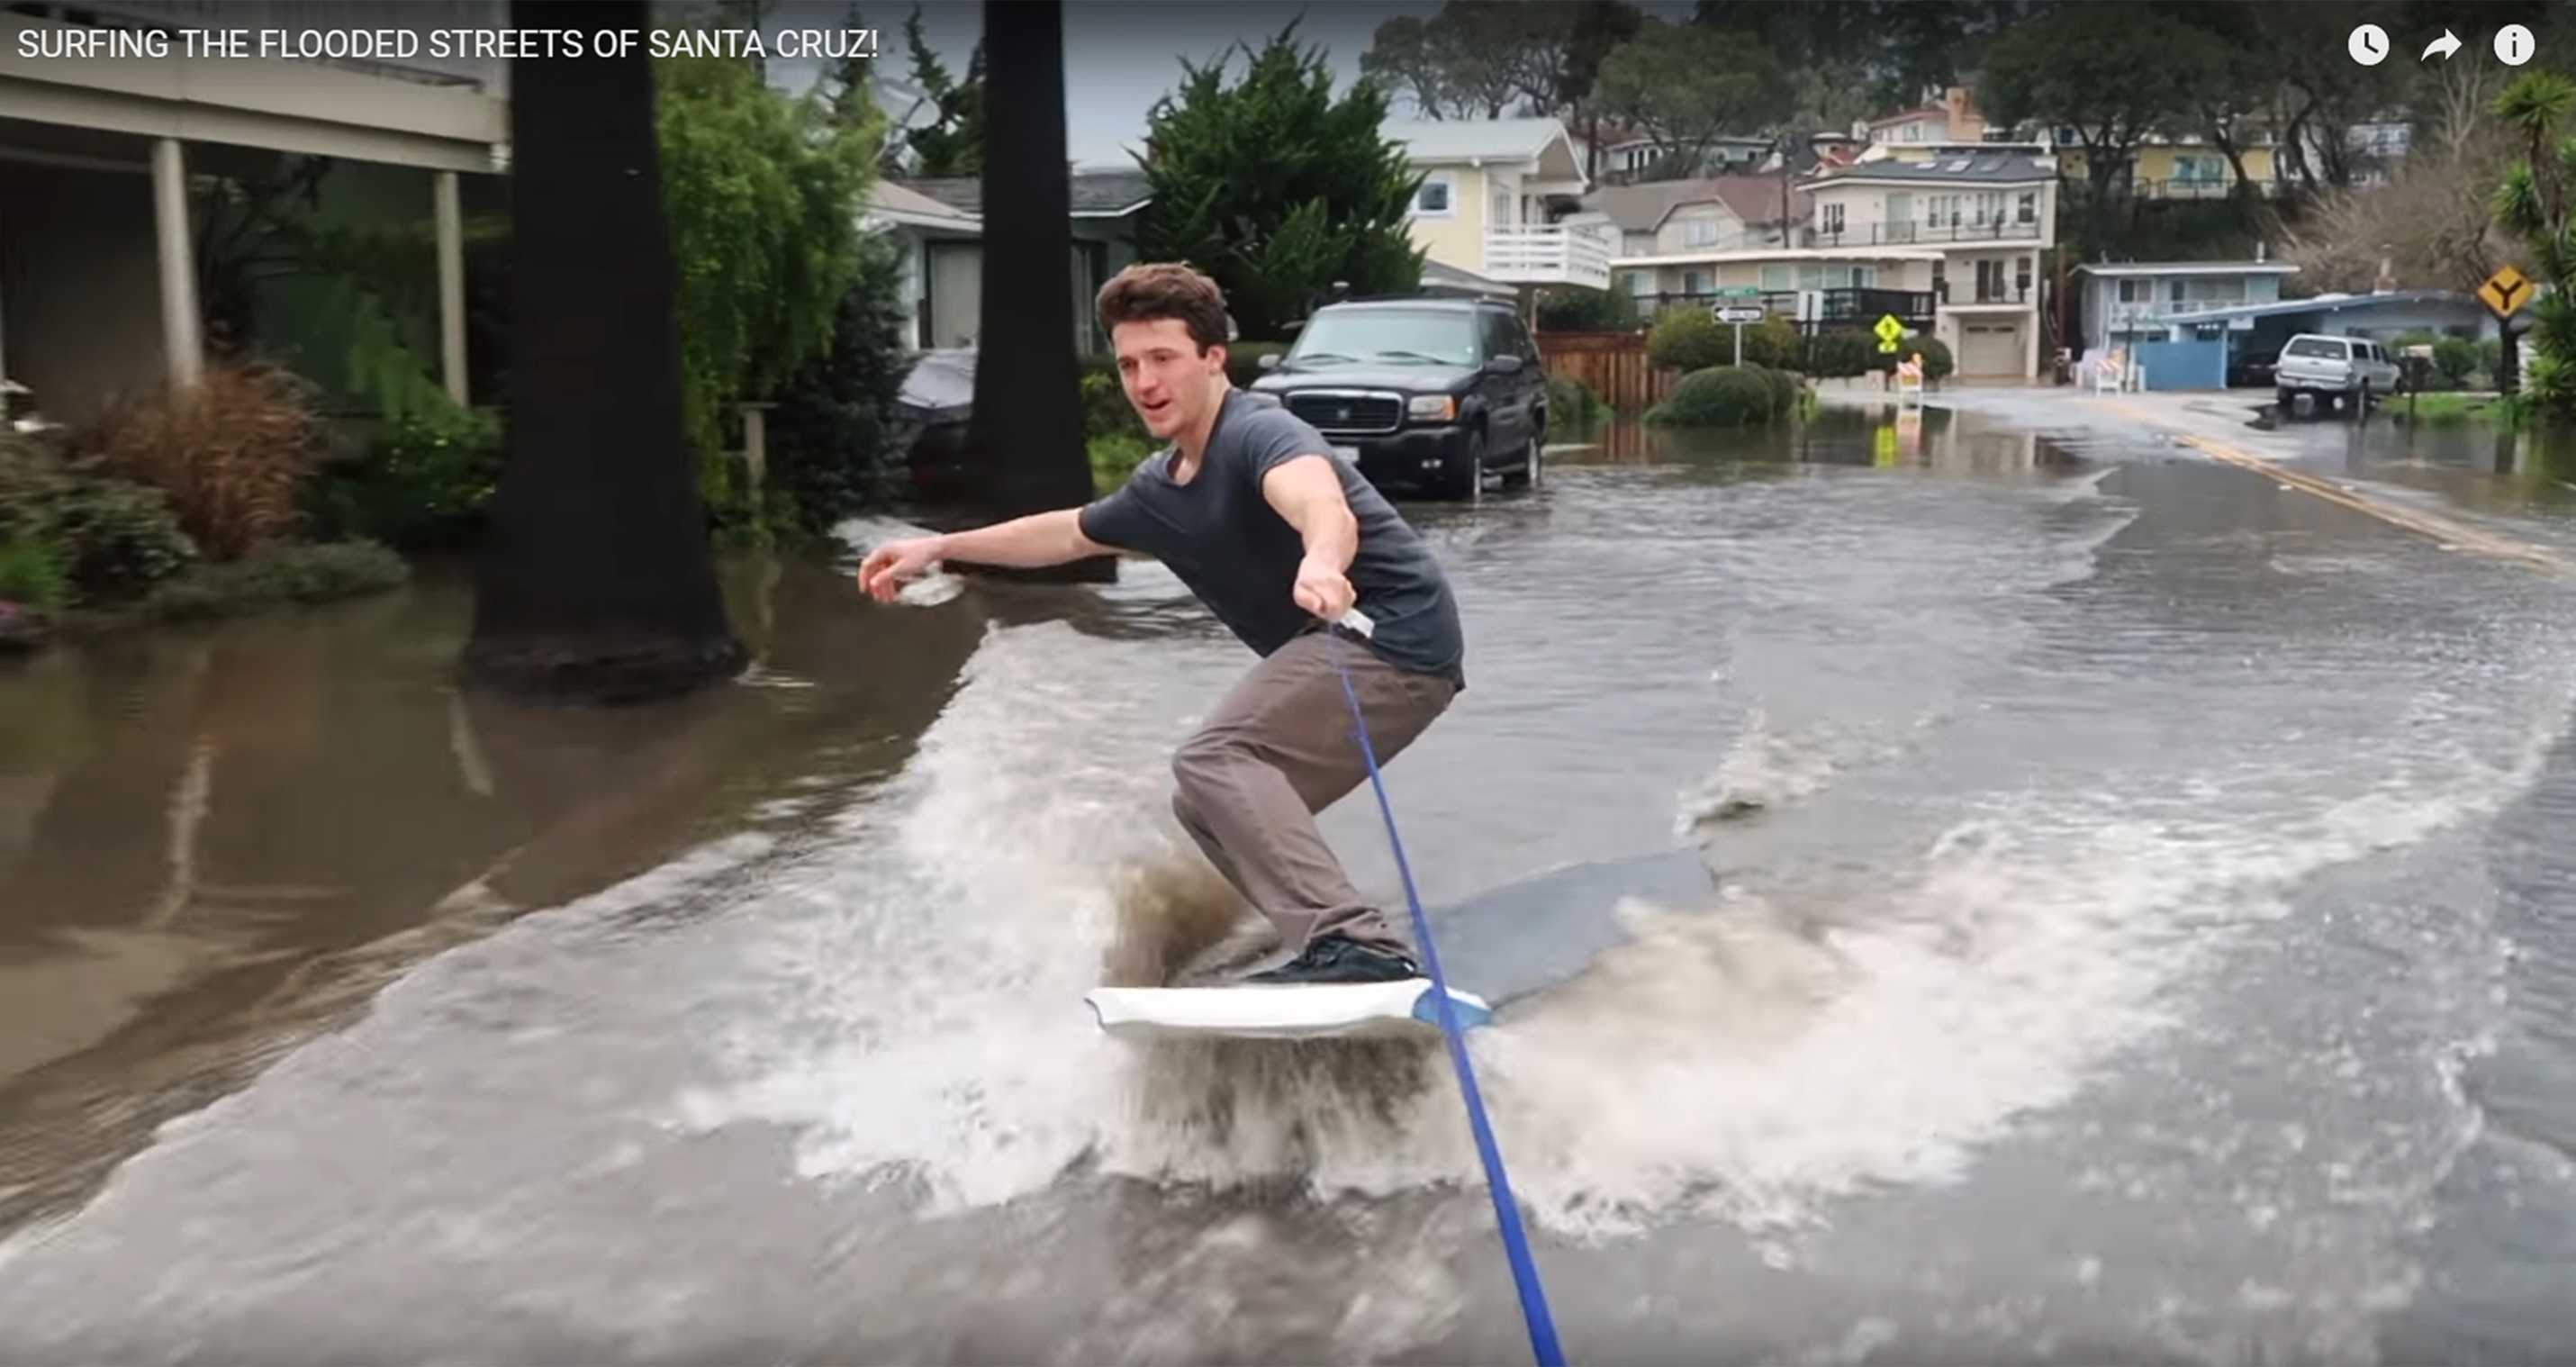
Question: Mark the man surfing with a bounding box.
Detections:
[858,262,1467,984]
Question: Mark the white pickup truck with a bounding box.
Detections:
[2273,333,2403,412]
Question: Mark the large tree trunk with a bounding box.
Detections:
[955,0,1106,580]
[462,0,747,703]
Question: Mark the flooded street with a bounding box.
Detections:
[4,392,2576,1362]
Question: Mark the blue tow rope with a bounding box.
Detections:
[1327,620,1567,1367]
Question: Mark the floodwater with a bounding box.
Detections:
[3,393,2575,1362]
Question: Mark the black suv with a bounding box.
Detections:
[1247,296,1547,501]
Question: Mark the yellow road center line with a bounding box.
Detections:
[2096,397,2571,575]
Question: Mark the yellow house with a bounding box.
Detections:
[2056,138,2282,199]
[1378,117,1609,291]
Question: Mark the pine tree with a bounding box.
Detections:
[1137,23,1426,340]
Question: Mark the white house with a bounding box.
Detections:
[1800,153,2059,378]
[878,170,1152,355]
[1380,116,1608,291]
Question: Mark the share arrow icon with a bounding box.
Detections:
[2422,28,2463,60]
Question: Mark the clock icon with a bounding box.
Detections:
[2349,23,2390,65]
[2498,23,2535,66]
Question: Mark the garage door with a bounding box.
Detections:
[1959,321,2022,376]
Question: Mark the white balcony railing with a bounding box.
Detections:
[1482,225,1613,290]
[2105,298,2247,332]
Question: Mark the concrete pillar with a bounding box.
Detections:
[150,138,203,389]
[435,169,467,404]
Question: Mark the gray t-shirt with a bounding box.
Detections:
[1078,389,1466,685]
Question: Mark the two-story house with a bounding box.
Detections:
[1801,154,2058,378]
[1382,117,1609,292]
[2071,258,2301,358]
[1866,87,1987,150]
[1591,175,1940,332]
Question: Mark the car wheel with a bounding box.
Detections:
[2275,386,2294,416]
[1450,426,1485,502]
[1502,416,1544,490]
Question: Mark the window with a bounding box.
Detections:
[2284,337,2347,359]
[1414,174,1453,217]
[1975,259,2005,302]
[1822,203,1846,234]
[2015,257,2032,299]
[2118,279,2141,303]
[1623,269,1654,297]
[1684,269,1712,294]
[1288,310,1479,367]
[1491,187,1511,227]
[1684,218,1719,247]
[2016,191,2037,223]
[1759,264,1793,290]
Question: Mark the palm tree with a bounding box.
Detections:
[957,0,1102,578]
[463,0,748,702]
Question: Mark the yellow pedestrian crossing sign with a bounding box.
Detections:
[2480,264,2534,318]
[1874,313,1904,353]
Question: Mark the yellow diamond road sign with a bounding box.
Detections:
[2480,264,2533,318]
[1875,313,1903,352]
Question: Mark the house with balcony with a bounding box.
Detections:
[1800,153,2058,378]
[1382,116,1608,292]
[2072,258,2300,359]
[1586,176,1939,327]
[2052,133,2282,201]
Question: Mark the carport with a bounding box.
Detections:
[2133,290,2502,391]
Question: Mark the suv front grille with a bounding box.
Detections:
[1285,391,1403,435]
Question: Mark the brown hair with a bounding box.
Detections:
[1096,261,1231,353]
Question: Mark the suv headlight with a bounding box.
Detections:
[1407,394,1457,421]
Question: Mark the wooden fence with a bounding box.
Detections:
[1536,330,1675,412]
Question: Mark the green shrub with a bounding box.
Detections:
[2432,336,2478,389]
[1645,366,1775,428]
[1648,307,1730,373]
[2479,338,2504,385]
[1080,358,1146,439]
[1534,286,1640,331]
[762,235,917,536]
[1089,431,1157,494]
[1738,316,1801,370]
[1801,330,1876,378]
[0,437,198,601]
[1225,341,1292,388]
[0,536,68,611]
[137,539,407,623]
[305,402,502,551]
[1747,364,1798,415]
[1545,373,1606,426]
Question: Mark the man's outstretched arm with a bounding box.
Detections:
[857,509,1114,601]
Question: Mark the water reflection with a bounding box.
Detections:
[0,551,990,1229]
[1551,399,2079,476]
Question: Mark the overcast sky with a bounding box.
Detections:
[761,0,1694,169]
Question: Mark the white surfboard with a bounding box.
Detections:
[1085,979,1494,1042]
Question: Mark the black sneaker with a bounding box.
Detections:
[1244,933,1421,985]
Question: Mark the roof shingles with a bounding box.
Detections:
[897,169,1153,217]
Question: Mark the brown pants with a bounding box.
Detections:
[1170,629,1459,956]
